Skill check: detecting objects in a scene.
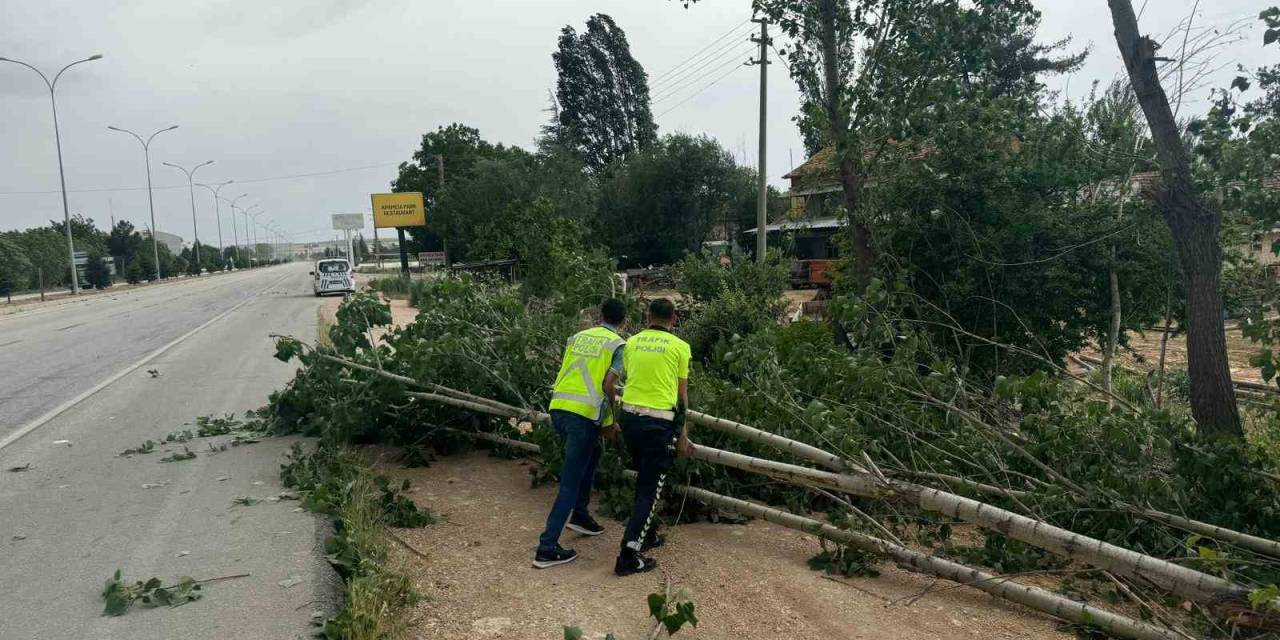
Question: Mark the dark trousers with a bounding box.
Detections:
[537,410,602,553]
[619,411,678,550]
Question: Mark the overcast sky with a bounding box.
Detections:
[0,0,1270,244]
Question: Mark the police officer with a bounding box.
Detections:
[533,298,628,569]
[615,298,694,576]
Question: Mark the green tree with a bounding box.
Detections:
[393,123,514,255]
[11,228,69,288]
[124,259,143,285]
[1105,0,1246,436]
[754,0,1082,285]
[554,14,658,173]
[0,237,32,301]
[596,134,753,267]
[84,252,112,289]
[49,214,107,257]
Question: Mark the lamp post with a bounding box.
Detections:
[1,53,103,295]
[249,211,262,264]
[223,194,248,266]
[196,181,233,264]
[242,204,261,265]
[163,160,213,273]
[108,124,178,282]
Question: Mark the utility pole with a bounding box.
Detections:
[749,18,770,264]
[436,155,449,267]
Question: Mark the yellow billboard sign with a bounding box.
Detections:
[371,192,426,228]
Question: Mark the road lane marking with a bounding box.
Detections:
[0,340,21,348]
[55,322,87,332]
[0,270,297,452]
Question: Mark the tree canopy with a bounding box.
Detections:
[553,14,658,173]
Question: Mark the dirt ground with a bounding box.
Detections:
[379,453,1071,640]
[1078,323,1265,383]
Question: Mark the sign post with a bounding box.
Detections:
[370,192,426,279]
[331,213,364,267]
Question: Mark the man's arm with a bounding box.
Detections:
[676,377,694,456]
[604,370,619,403]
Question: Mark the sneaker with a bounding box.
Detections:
[566,513,605,537]
[614,548,658,577]
[532,545,578,569]
[641,533,666,552]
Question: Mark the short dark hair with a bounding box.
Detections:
[648,298,676,322]
[600,298,626,324]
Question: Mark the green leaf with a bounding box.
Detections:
[1249,584,1280,609]
[1231,76,1252,92]
[647,592,667,618]
[1266,28,1279,46]
[103,591,130,616]
[563,626,584,640]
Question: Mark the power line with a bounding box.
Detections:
[0,161,400,196]
[648,18,751,84]
[656,61,751,119]
[651,41,756,104]
[649,29,755,95]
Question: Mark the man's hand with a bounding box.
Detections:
[602,423,622,443]
[676,431,695,458]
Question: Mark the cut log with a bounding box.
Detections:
[689,444,1247,606]
[686,411,853,472]
[662,478,1187,640]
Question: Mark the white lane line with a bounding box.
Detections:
[0,270,297,452]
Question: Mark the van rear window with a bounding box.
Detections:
[318,261,349,273]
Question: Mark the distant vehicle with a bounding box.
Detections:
[311,258,354,297]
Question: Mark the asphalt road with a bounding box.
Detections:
[0,262,338,639]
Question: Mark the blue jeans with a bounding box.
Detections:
[537,410,602,553]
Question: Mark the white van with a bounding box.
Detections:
[311,258,355,296]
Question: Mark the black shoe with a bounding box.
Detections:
[614,548,658,576]
[532,545,578,569]
[641,533,666,552]
[566,513,605,537]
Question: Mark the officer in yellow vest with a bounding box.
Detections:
[615,298,694,576]
[533,298,628,569]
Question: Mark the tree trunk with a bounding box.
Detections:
[818,0,877,285]
[664,480,1185,640]
[1103,262,1122,402]
[1106,0,1242,437]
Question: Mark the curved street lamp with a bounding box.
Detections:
[108,124,178,281]
[1,54,103,294]
[222,193,249,265]
[196,181,234,259]
[163,160,213,272]
[248,211,263,264]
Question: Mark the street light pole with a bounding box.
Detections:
[163,160,213,273]
[243,204,261,265]
[223,194,248,266]
[1,53,104,295]
[249,211,262,263]
[196,180,233,261]
[108,124,178,282]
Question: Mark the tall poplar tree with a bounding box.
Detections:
[553,14,658,173]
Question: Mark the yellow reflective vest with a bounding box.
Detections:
[548,325,625,422]
[621,328,691,411]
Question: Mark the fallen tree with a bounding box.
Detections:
[440,424,1188,640]
[299,348,1273,623]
